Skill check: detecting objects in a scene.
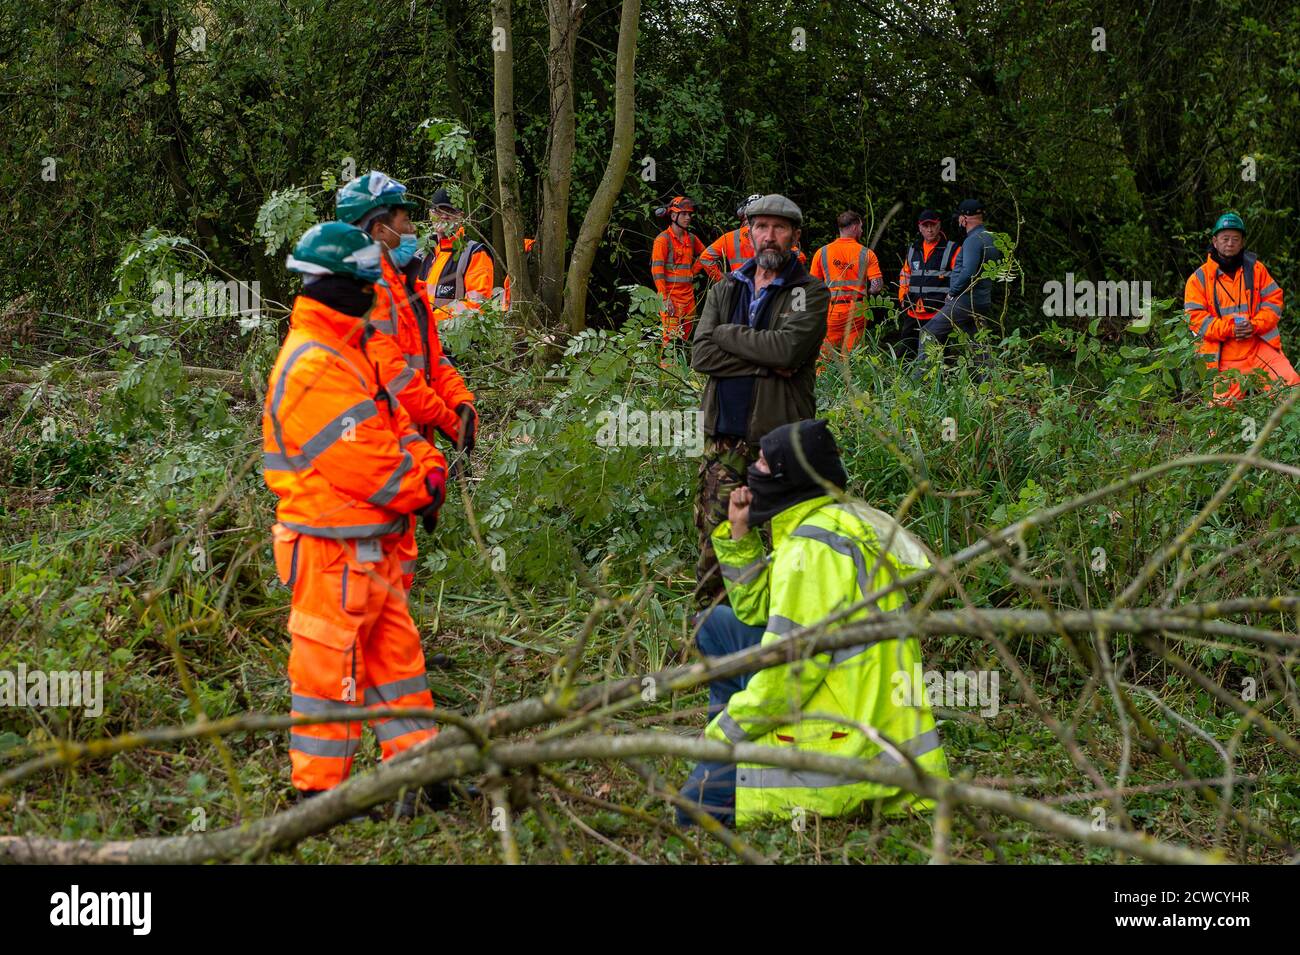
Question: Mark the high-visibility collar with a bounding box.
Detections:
[289,294,370,347]
[768,494,836,550]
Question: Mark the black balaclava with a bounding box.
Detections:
[1210,244,1245,277]
[746,419,849,527]
[301,274,375,317]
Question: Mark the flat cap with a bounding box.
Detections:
[745,193,802,227]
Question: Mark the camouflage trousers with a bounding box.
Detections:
[693,434,759,610]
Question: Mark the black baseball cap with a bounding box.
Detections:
[917,208,941,224]
[956,198,985,216]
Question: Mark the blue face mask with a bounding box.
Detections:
[390,233,419,268]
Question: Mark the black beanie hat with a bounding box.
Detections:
[746,419,848,526]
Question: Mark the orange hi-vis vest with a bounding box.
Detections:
[652,226,705,308]
[418,229,494,321]
[696,227,754,282]
[367,254,475,443]
[899,237,959,319]
[1185,252,1284,370]
[812,238,881,308]
[262,295,447,540]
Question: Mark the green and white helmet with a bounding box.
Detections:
[285,221,383,283]
[1213,212,1246,236]
[336,170,418,226]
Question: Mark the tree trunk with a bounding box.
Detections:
[491,0,536,320]
[538,0,583,323]
[562,0,639,333]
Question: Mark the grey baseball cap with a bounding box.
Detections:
[746,193,802,227]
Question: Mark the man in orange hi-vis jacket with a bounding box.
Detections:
[335,172,476,592]
[1185,212,1297,405]
[264,222,447,806]
[812,210,883,361]
[651,196,706,348]
[420,187,495,323]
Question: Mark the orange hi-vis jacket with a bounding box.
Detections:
[1185,252,1294,403]
[262,295,447,541]
[696,226,807,282]
[367,253,475,445]
[899,237,960,320]
[651,226,705,341]
[419,228,494,322]
[812,237,883,353]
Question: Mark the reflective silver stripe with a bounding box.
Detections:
[830,643,871,665]
[720,556,767,583]
[664,276,694,283]
[1260,282,1278,296]
[1196,316,1215,338]
[1261,327,1281,342]
[372,716,438,743]
[389,366,417,396]
[1219,303,1249,315]
[300,400,378,462]
[438,356,453,368]
[399,432,424,448]
[291,693,359,715]
[363,674,429,706]
[400,559,417,573]
[736,728,942,790]
[404,354,427,370]
[790,525,871,602]
[650,260,669,267]
[716,710,748,743]
[1259,302,1281,314]
[289,733,360,758]
[269,341,368,467]
[766,614,802,636]
[279,518,408,539]
[370,319,397,335]
[368,451,415,507]
[263,450,308,471]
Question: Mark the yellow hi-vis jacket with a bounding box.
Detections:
[706,495,949,826]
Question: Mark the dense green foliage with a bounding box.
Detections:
[3,0,1299,863]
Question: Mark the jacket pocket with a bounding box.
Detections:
[271,523,301,587]
[340,563,370,615]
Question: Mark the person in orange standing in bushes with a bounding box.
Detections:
[420,187,495,323]
[896,209,960,359]
[811,210,883,365]
[335,172,476,593]
[651,196,706,355]
[1185,212,1297,405]
[263,221,448,816]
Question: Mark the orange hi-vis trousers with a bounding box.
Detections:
[1213,341,1300,405]
[273,524,438,791]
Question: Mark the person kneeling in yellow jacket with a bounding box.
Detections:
[679,419,949,827]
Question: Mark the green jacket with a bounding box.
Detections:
[691,267,829,444]
[705,495,949,826]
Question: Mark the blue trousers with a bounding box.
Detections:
[677,605,766,826]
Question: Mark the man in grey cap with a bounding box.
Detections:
[914,198,1002,372]
[689,194,830,610]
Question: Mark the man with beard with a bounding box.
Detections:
[1185,212,1297,405]
[677,419,949,827]
[690,194,829,610]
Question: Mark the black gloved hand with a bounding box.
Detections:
[455,402,477,455]
[417,472,445,534]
